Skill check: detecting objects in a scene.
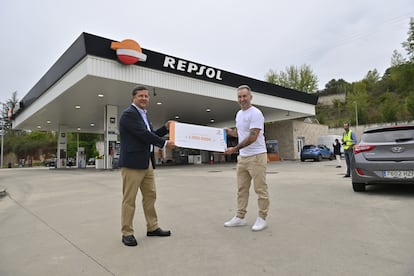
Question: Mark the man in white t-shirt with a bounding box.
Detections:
[224,85,270,231]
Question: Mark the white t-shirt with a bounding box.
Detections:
[235,106,267,157]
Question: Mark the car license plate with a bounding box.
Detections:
[383,170,414,179]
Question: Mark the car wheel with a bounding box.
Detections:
[301,158,305,162]
[352,182,366,192]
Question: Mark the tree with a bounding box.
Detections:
[402,17,414,62]
[316,18,414,127]
[391,49,405,66]
[66,133,100,160]
[362,69,381,93]
[406,92,414,120]
[323,78,351,94]
[389,63,414,95]
[347,81,370,125]
[364,69,380,84]
[7,131,56,158]
[265,64,319,93]
[379,92,400,123]
[1,91,19,131]
[332,99,342,114]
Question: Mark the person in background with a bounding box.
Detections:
[224,85,270,232]
[333,138,342,168]
[342,122,357,178]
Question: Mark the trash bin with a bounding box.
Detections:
[7,162,11,168]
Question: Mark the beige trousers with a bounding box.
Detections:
[236,152,269,219]
[121,163,159,235]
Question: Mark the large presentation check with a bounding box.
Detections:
[170,122,227,152]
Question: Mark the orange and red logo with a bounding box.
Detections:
[111,39,147,65]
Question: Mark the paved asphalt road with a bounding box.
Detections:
[1,160,413,276]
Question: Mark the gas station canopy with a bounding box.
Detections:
[12,33,318,133]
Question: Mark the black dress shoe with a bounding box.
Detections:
[147,228,171,237]
[343,175,350,178]
[122,235,138,246]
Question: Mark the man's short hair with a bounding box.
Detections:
[237,85,251,92]
[132,85,148,96]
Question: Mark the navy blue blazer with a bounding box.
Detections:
[118,105,168,169]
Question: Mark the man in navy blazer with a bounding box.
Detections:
[119,85,175,246]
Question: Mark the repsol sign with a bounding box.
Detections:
[163,56,223,81]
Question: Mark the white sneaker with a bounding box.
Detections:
[224,216,247,227]
[251,217,267,231]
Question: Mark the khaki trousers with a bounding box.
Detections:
[236,152,269,219]
[121,162,158,235]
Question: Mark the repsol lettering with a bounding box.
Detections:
[163,56,223,80]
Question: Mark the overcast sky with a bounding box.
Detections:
[1,0,413,104]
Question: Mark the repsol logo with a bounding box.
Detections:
[163,56,223,80]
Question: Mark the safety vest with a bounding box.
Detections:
[343,130,354,150]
